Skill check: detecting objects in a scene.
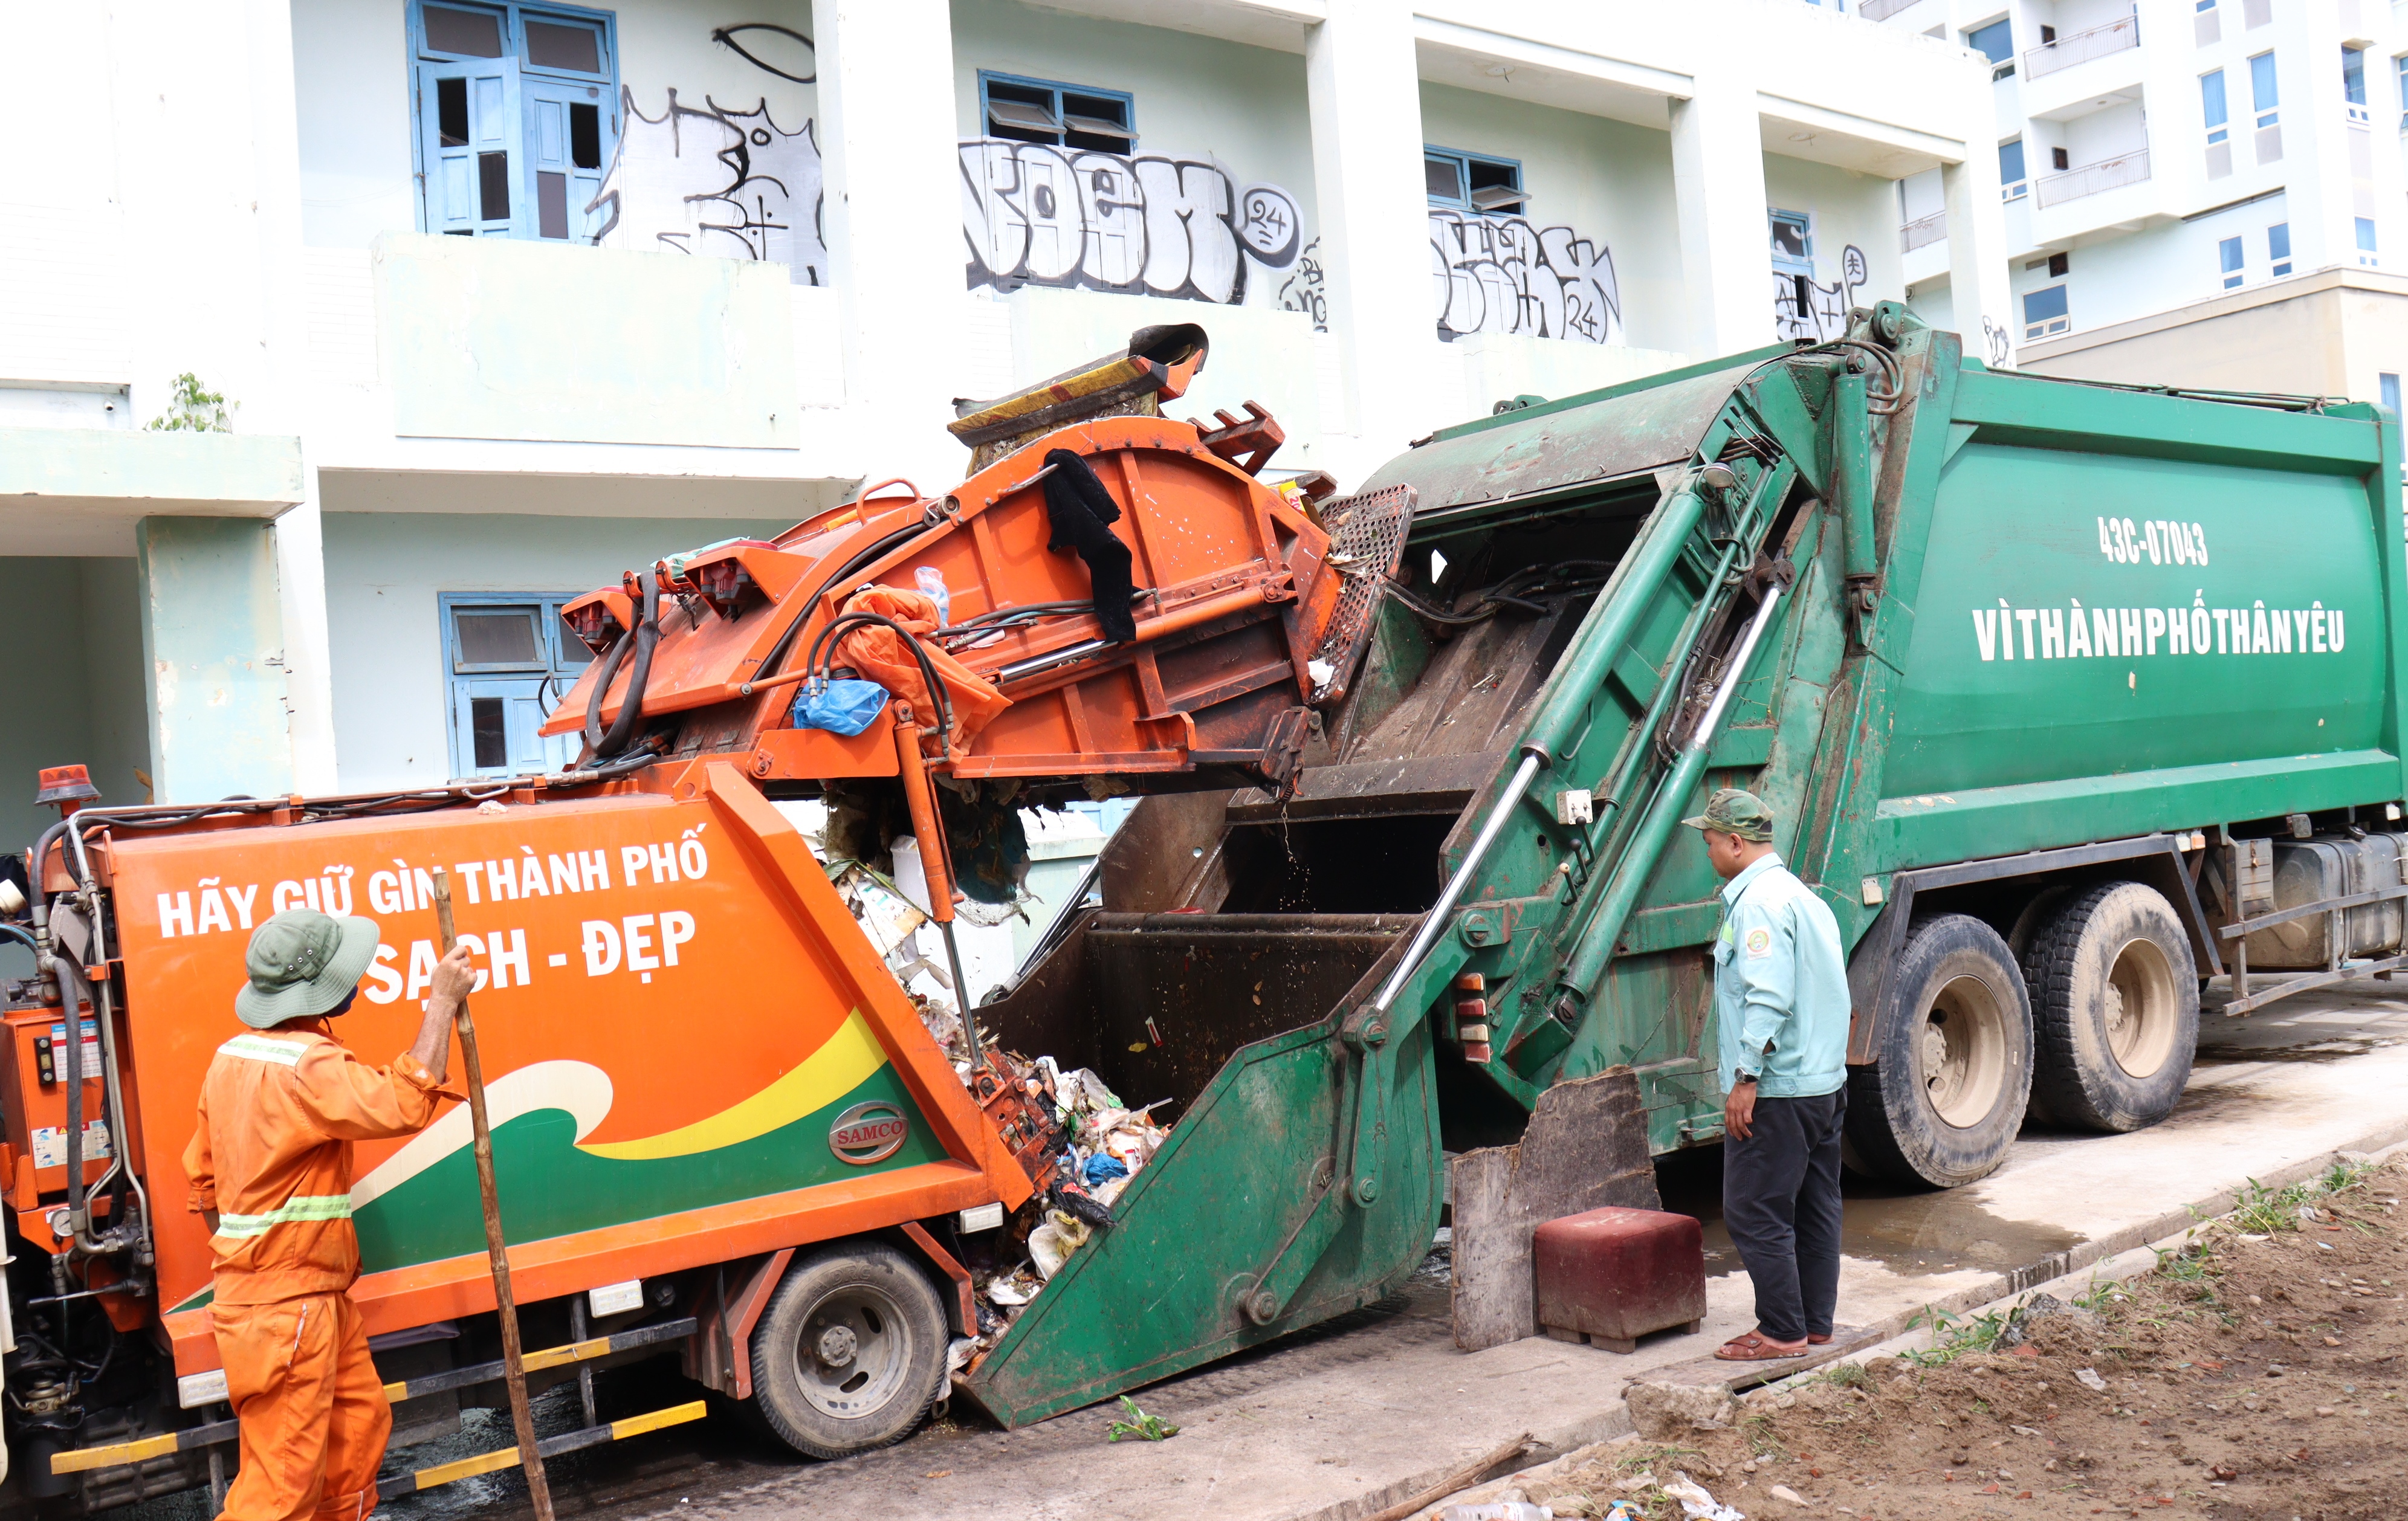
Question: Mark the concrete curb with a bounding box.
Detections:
[1289,1122,2408,1521]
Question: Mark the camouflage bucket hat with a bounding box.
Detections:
[1681,787,1775,843]
[235,909,381,1029]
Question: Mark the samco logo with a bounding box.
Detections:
[828,1100,909,1165]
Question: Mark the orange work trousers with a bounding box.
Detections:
[211,1291,390,1521]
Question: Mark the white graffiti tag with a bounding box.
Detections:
[1773,242,1868,341]
[1429,212,1623,344]
[587,90,828,284]
[959,138,1298,304]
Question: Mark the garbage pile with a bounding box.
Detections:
[956,1053,1172,1375]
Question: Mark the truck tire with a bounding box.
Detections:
[1845,914,2033,1189]
[749,1242,948,1460]
[2022,881,2197,1132]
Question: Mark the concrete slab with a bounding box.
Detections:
[356,980,2408,1521]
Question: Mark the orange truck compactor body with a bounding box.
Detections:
[60,767,1037,1382]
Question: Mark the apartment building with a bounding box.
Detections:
[0,0,2005,862]
[1869,0,2408,399]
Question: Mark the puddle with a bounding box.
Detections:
[1653,1146,2085,1281]
[2195,1036,2404,1066]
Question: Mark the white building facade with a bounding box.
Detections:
[1871,0,2408,389]
[0,0,2006,856]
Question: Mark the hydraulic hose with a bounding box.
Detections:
[580,631,631,757]
[56,951,88,1239]
[594,574,662,760]
[806,610,957,741]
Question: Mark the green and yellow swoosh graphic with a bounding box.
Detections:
[170,1013,940,1311]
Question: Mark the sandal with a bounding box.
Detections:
[1807,1333,1833,1345]
[1714,1329,1810,1361]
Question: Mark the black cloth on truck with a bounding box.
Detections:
[1040,448,1138,643]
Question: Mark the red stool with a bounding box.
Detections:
[1532,1206,1706,1353]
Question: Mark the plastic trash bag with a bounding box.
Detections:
[1660,1473,1745,1521]
[792,678,889,735]
[1084,1154,1130,1188]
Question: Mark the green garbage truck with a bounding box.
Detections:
[962,303,2406,1423]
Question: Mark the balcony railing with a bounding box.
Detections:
[2025,13,2138,79]
[1900,211,1947,253]
[1857,0,1923,20]
[2034,147,2150,207]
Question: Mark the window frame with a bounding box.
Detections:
[2218,234,2245,289]
[1424,146,1527,216]
[438,591,593,779]
[975,69,1137,153]
[2201,69,2229,145]
[407,0,621,244]
[2357,216,2380,267]
[2249,50,2279,129]
[2381,372,2402,418]
[2344,46,2369,121]
[2269,220,2293,276]
[2022,282,2070,340]
[1966,16,2013,68]
[1999,137,2028,200]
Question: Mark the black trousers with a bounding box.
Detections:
[1722,1088,1846,1343]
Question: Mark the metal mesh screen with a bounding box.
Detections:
[1308,483,1416,705]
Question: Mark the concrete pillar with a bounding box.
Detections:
[135,517,293,804]
[1305,0,1441,480]
[1943,154,2014,366]
[1668,70,1773,359]
[815,0,969,490]
[273,473,338,792]
[244,0,339,790]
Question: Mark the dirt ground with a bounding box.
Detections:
[1470,1156,2407,1521]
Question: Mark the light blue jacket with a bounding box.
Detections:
[1712,853,1851,1099]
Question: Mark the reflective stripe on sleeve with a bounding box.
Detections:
[214,1195,354,1238]
[217,1035,311,1066]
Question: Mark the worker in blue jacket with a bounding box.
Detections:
[1684,788,1853,1361]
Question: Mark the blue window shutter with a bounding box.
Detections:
[452,676,572,777]
[522,77,615,242]
[417,54,523,236]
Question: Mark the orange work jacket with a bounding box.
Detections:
[182,1022,455,1306]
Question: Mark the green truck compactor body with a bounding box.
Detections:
[962,308,2407,1424]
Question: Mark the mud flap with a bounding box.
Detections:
[1449,1067,1659,1352]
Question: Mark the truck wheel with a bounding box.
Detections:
[2022,881,2197,1132]
[749,1242,947,1460]
[1845,914,2033,1189]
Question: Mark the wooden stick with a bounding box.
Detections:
[1362,1432,1535,1521]
[430,868,555,1521]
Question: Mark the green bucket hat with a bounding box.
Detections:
[235,909,381,1029]
[1681,787,1775,843]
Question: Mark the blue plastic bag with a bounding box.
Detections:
[1083,1154,1129,1187]
[792,678,890,736]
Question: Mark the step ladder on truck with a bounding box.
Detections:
[6,307,2406,1506]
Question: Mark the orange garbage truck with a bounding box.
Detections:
[1,325,1385,1508]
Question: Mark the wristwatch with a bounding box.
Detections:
[1733,1069,1758,1085]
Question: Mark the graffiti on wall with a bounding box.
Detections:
[587,90,828,282]
[1773,242,1867,341]
[1277,237,1327,330]
[959,138,1302,304]
[1430,211,1623,344]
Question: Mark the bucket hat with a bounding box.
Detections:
[1681,787,1775,843]
[235,909,381,1029]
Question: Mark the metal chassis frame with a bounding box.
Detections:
[2221,881,2408,1016]
[1843,832,2219,1065]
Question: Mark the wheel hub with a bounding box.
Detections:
[814,1323,859,1369]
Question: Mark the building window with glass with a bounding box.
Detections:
[410,2,618,241]
[1425,148,1527,215]
[440,594,593,778]
[2218,236,2244,289]
[2000,138,2027,200]
[2201,69,2232,178]
[2345,47,2369,123]
[978,73,1138,152]
[2382,373,2402,418]
[2022,283,2070,340]
[2269,221,2292,276]
[1967,18,2013,77]
[2358,217,2380,268]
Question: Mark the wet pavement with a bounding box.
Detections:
[102,975,2408,1521]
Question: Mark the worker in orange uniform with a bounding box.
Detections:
[184,909,473,1521]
